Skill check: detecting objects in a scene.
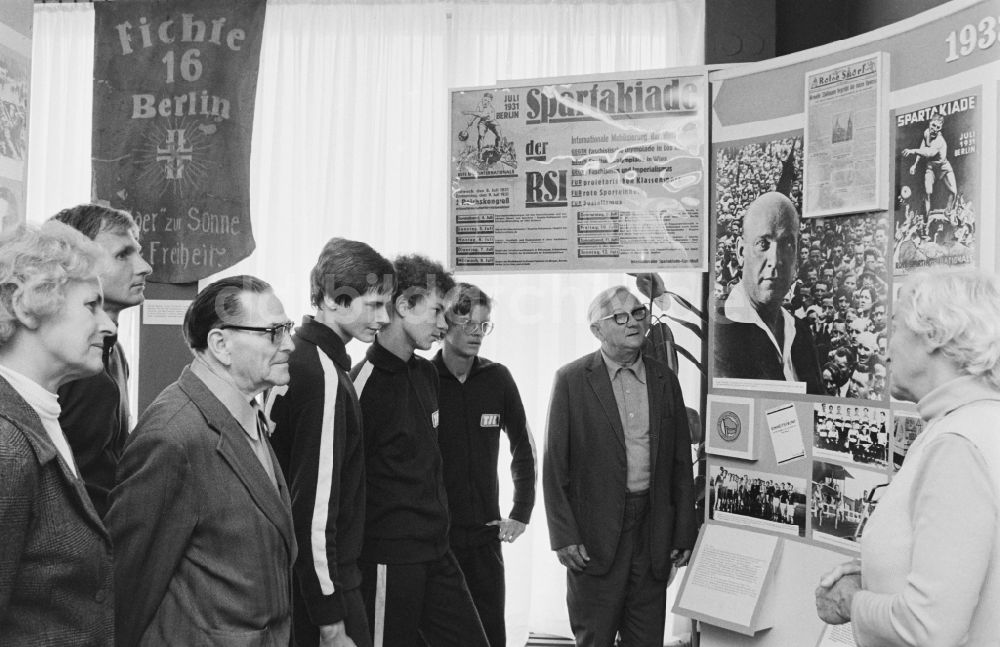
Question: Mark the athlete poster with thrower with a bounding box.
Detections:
[891,90,980,275]
[449,71,708,273]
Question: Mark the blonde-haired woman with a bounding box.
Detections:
[816,269,1000,646]
[0,221,116,645]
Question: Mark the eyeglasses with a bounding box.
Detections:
[598,306,649,326]
[219,321,294,344]
[452,318,495,335]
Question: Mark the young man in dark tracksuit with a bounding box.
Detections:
[350,255,488,647]
[52,204,152,518]
[433,283,536,647]
[267,238,395,647]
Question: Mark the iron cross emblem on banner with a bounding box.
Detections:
[156,128,194,180]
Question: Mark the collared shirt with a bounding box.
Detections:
[600,350,650,493]
[0,363,78,477]
[190,356,278,489]
[724,281,799,382]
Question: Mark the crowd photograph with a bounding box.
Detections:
[713,135,891,400]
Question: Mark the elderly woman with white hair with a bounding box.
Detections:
[815,269,1000,646]
[0,221,116,645]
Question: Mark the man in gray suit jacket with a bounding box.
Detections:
[107,276,297,647]
[543,286,696,647]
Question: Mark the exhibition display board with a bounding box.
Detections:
[682,0,1000,644]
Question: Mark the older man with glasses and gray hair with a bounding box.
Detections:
[544,285,696,647]
[107,275,297,647]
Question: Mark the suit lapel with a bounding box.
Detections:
[179,370,294,554]
[0,376,110,542]
[585,351,626,450]
[56,457,112,541]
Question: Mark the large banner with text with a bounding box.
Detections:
[449,71,708,273]
[93,0,265,283]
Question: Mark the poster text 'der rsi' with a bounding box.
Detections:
[449,72,708,273]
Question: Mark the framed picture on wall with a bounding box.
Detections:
[803,52,889,217]
[706,394,756,460]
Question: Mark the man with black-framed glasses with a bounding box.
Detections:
[543,285,696,647]
[433,283,536,647]
[108,275,297,646]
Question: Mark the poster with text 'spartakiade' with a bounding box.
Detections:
[449,71,708,273]
[892,89,980,276]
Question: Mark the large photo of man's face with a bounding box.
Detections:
[711,132,890,401]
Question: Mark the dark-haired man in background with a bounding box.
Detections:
[108,276,296,646]
[351,255,489,647]
[268,238,395,647]
[52,203,151,517]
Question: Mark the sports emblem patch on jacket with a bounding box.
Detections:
[480,413,500,428]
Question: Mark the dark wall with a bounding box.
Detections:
[705,0,776,65]
[775,0,849,57]
[846,0,952,35]
[706,0,952,64]
[774,0,952,56]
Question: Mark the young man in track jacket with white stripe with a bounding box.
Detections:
[350,255,489,647]
[267,238,395,647]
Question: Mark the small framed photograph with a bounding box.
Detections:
[706,395,756,460]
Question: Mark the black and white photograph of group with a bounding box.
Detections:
[709,465,807,537]
[714,133,890,400]
[891,412,924,471]
[813,402,890,467]
[811,460,889,548]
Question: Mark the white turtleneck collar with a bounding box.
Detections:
[0,363,78,477]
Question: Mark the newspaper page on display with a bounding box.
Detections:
[804,53,888,217]
[449,71,708,273]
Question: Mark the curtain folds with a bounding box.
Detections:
[28,1,705,641]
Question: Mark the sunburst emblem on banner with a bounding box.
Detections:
[133,117,218,199]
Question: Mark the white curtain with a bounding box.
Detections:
[28,1,705,642]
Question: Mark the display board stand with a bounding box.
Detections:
[674,525,781,636]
